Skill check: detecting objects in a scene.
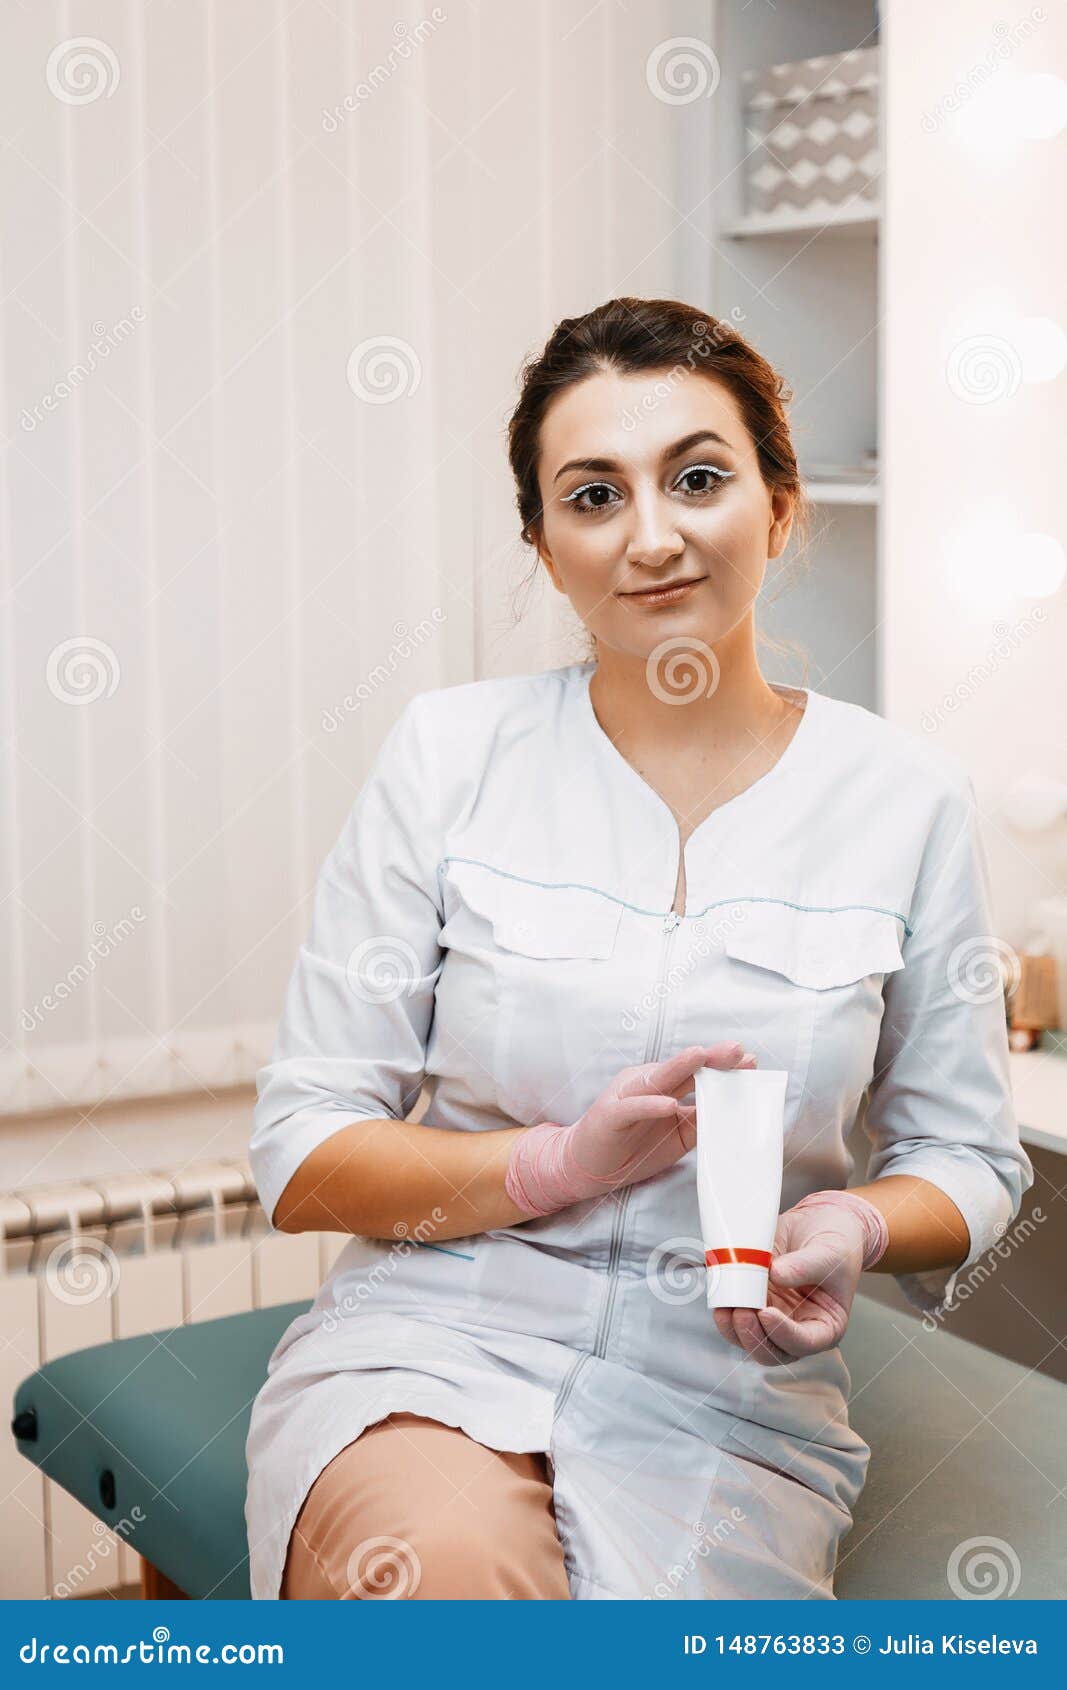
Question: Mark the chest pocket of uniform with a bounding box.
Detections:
[710,901,906,1116]
[721,902,904,990]
[440,859,622,956]
[438,859,624,1124]
[481,874,622,960]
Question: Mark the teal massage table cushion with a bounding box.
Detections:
[11,1294,1066,1599]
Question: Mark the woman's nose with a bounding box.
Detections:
[625,493,685,568]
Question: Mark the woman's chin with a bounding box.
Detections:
[597,612,732,664]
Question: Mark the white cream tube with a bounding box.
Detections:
[695,1068,788,1309]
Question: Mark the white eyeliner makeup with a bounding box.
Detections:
[561,464,736,510]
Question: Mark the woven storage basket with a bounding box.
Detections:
[742,46,880,219]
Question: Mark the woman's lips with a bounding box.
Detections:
[619,577,706,606]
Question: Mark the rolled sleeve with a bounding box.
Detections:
[250,696,444,1228]
[861,774,1034,1317]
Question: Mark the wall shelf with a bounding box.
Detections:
[722,205,880,240]
[701,0,884,713]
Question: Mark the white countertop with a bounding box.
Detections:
[1009,1041,1067,1155]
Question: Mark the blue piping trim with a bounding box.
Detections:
[438,854,913,938]
[411,1241,476,1261]
[688,893,914,939]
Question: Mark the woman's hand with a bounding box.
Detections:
[712,1190,887,1366]
[504,1042,756,1219]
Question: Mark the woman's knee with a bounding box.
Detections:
[280,1414,570,1600]
[360,1509,571,1600]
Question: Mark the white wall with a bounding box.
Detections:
[1,0,690,1122]
[8,0,1060,1144]
[882,0,1066,945]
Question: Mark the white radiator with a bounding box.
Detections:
[0,1159,341,1599]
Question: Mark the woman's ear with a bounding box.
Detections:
[767,487,796,562]
[535,531,566,595]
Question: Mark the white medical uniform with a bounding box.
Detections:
[244,661,1032,1601]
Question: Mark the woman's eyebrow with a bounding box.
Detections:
[552,429,734,485]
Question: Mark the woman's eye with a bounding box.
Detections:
[562,482,621,515]
[562,465,733,515]
[675,464,733,496]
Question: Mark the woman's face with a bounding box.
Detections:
[534,366,794,661]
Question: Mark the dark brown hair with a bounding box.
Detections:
[505,296,813,665]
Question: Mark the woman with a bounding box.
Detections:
[244,296,1032,1601]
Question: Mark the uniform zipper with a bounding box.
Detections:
[553,909,683,1422]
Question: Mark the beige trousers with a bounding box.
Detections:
[280,1411,572,1600]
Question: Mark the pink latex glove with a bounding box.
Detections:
[712,1189,889,1367]
[505,1043,757,1218]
